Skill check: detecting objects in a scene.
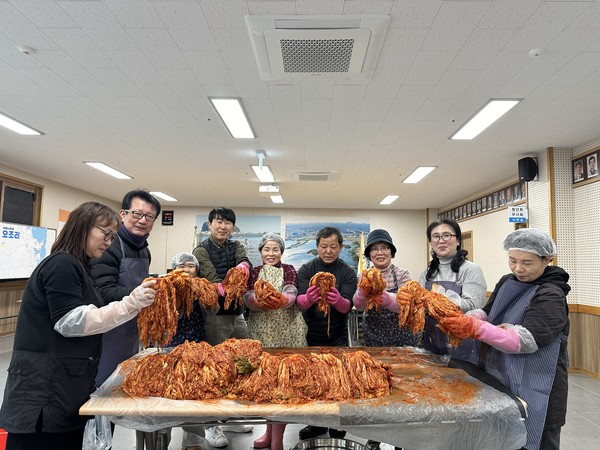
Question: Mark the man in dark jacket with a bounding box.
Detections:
[92,189,161,387]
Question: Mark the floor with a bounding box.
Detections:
[0,334,599,449]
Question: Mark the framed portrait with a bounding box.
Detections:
[476,199,481,214]
[520,181,527,198]
[481,196,487,211]
[493,193,499,209]
[487,195,493,210]
[587,153,598,178]
[505,187,513,204]
[573,158,585,183]
[499,190,506,206]
[512,184,521,201]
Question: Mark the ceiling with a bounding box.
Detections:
[1,0,600,210]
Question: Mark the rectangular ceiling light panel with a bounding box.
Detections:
[84,162,132,180]
[450,99,521,140]
[251,165,275,183]
[403,166,436,184]
[209,97,255,139]
[0,112,43,135]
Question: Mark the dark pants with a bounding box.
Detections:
[539,426,561,450]
[7,429,85,450]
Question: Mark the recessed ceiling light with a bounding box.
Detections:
[270,195,284,204]
[150,192,178,202]
[209,97,255,139]
[450,99,521,140]
[379,195,399,205]
[402,166,436,184]
[0,111,43,135]
[84,162,132,180]
[251,165,275,183]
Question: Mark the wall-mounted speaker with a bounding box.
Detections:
[518,157,538,181]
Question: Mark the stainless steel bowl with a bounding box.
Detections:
[291,438,366,450]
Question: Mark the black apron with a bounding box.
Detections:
[95,236,149,387]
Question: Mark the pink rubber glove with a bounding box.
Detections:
[326,287,351,314]
[381,291,399,312]
[296,285,319,309]
[216,282,225,297]
[466,308,488,321]
[476,321,521,353]
[244,291,263,311]
[236,262,250,277]
[352,287,368,311]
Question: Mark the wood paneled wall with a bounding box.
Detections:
[0,281,25,336]
[568,305,600,376]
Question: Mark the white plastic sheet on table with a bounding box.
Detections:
[80,346,526,450]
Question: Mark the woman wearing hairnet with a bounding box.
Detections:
[444,228,570,450]
[243,233,307,450]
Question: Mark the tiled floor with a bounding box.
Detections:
[0,334,599,449]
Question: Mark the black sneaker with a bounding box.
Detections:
[328,429,346,439]
[365,440,381,450]
[298,425,328,440]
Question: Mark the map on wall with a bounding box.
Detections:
[0,222,56,280]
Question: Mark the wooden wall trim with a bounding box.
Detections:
[568,304,600,316]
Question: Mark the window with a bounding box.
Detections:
[0,175,42,225]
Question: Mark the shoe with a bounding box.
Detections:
[298,425,327,440]
[220,424,254,433]
[253,424,271,449]
[328,429,346,439]
[365,440,381,450]
[205,426,228,448]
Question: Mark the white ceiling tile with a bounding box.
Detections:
[403,51,456,86]
[0,32,45,68]
[106,50,163,84]
[295,0,344,15]
[136,83,186,109]
[377,28,427,70]
[358,97,393,121]
[199,0,249,29]
[300,79,334,99]
[104,0,163,28]
[33,49,99,85]
[329,110,358,130]
[546,28,600,52]
[430,70,480,100]
[342,0,392,15]
[43,27,116,68]
[390,85,433,111]
[248,1,296,15]
[71,83,129,108]
[184,50,233,85]
[158,68,207,98]
[10,0,77,28]
[127,28,189,69]
[19,66,81,96]
[449,28,518,71]
[331,84,367,110]
[0,3,59,49]
[568,1,600,30]
[269,85,302,110]
[474,51,530,86]
[212,28,258,70]
[153,1,218,51]
[413,99,454,122]
[478,0,540,29]
[389,0,441,29]
[302,98,331,121]
[87,68,144,97]
[58,0,137,50]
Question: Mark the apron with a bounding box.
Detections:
[95,236,149,386]
[469,279,562,450]
[247,265,307,347]
[422,279,465,356]
[363,268,418,347]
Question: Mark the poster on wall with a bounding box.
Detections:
[195,215,282,269]
[0,222,56,280]
[282,220,370,272]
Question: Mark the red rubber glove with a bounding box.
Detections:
[352,287,368,311]
[235,262,250,277]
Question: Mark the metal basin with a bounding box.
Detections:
[291,438,366,450]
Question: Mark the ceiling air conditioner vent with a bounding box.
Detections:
[246,15,390,81]
[289,170,340,182]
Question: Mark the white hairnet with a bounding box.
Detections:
[503,228,556,257]
[170,252,199,269]
[258,232,285,253]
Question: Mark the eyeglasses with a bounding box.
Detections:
[431,233,456,242]
[94,225,117,242]
[370,245,391,254]
[123,209,157,222]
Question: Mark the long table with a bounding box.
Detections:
[80,346,526,450]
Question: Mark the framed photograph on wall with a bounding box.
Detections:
[573,158,585,182]
[587,153,598,178]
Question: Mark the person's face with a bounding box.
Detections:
[590,158,596,171]
[508,250,551,283]
[209,217,234,244]
[86,223,117,259]
[430,224,459,258]
[120,197,157,237]
[369,242,393,269]
[317,234,342,264]
[576,163,583,176]
[260,240,282,266]
[175,262,198,277]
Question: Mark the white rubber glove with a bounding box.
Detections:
[54,280,156,337]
